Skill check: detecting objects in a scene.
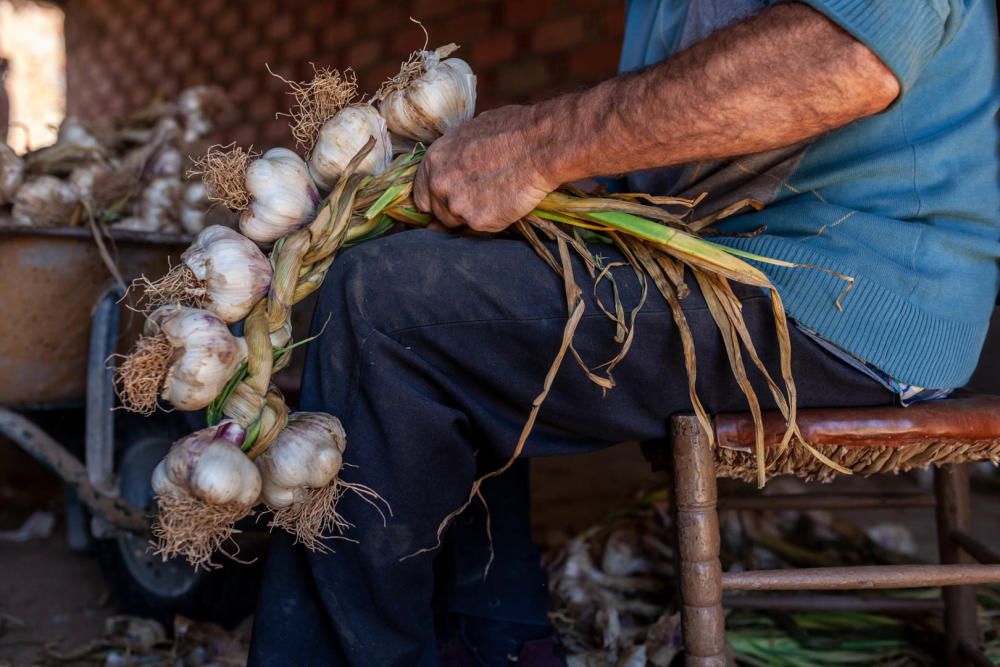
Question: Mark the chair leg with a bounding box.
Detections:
[672,416,727,667]
[934,464,979,667]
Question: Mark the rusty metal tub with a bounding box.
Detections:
[0,226,189,406]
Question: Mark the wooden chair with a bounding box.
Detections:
[643,393,1000,666]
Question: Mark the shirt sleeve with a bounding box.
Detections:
[795,0,966,93]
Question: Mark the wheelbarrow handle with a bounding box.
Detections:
[0,406,148,534]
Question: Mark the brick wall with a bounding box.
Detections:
[65,0,624,148]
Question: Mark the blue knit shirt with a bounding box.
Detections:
[621,0,1000,389]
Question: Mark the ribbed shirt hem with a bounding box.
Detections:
[798,0,945,91]
[715,235,989,389]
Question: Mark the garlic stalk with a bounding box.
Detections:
[151,420,261,568]
[241,148,321,243]
[377,44,477,144]
[256,412,346,509]
[140,225,272,323]
[0,143,24,206]
[308,105,392,190]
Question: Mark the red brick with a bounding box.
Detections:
[363,4,408,35]
[267,13,296,41]
[248,0,279,24]
[439,9,493,42]
[346,0,380,14]
[262,117,292,145]
[602,3,626,37]
[503,0,552,28]
[304,3,339,27]
[532,16,588,53]
[213,56,242,84]
[199,0,226,18]
[496,59,550,98]
[472,32,517,68]
[412,0,464,18]
[390,27,426,58]
[214,7,242,36]
[318,17,358,50]
[347,39,382,69]
[282,34,312,63]
[358,60,402,92]
[567,41,619,79]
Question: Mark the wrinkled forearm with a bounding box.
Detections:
[526,2,899,187]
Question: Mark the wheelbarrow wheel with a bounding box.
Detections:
[95,420,265,628]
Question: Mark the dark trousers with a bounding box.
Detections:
[248,230,893,666]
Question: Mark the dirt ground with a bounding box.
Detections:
[1,440,998,666]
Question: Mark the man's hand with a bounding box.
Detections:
[413,3,899,233]
[413,106,557,233]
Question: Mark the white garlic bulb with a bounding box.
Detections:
[12,176,80,227]
[379,45,477,144]
[180,225,272,323]
[0,144,24,206]
[308,105,392,191]
[153,421,261,507]
[147,305,248,411]
[112,216,160,232]
[180,182,209,234]
[141,177,182,232]
[57,116,104,151]
[256,412,346,508]
[240,148,320,244]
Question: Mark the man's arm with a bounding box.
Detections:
[413,2,899,232]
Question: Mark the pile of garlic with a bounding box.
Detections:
[0,86,234,234]
[117,40,475,567]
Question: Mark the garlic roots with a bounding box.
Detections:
[308,105,392,190]
[240,147,321,243]
[378,44,477,144]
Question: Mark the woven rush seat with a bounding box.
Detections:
[712,393,1000,482]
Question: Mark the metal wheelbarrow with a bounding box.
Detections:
[0,225,261,626]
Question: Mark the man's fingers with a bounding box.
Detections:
[430,194,466,229]
[413,163,431,213]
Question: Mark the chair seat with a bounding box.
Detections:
[712,393,1000,482]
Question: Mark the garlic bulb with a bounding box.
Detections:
[240,148,320,244]
[256,412,346,508]
[112,216,160,232]
[308,105,392,190]
[68,162,110,202]
[148,305,247,411]
[0,144,24,205]
[141,177,182,231]
[378,44,477,143]
[57,116,105,151]
[179,225,272,322]
[177,86,227,144]
[152,421,260,507]
[180,182,209,234]
[12,176,79,227]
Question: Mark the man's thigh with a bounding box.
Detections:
[306,228,892,458]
